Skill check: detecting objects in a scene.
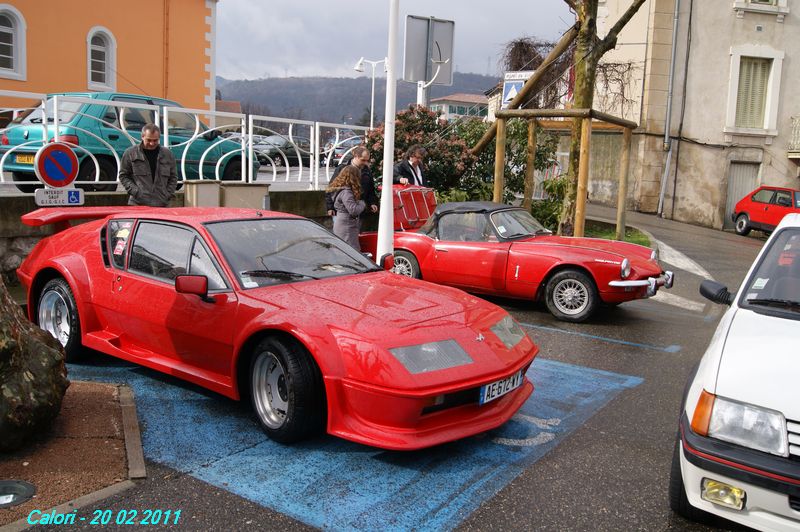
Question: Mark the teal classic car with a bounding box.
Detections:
[1,92,257,192]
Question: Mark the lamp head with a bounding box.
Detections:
[353,57,365,73]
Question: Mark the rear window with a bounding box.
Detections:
[18,98,83,125]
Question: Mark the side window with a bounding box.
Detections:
[129,222,193,282]
[774,190,792,207]
[438,213,471,241]
[795,192,800,209]
[108,219,134,269]
[188,237,227,290]
[752,189,774,204]
[108,96,155,131]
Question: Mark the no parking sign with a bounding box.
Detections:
[33,143,85,206]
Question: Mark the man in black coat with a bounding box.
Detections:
[326,145,378,217]
[393,144,427,186]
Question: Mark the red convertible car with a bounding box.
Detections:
[17,207,538,450]
[360,202,674,322]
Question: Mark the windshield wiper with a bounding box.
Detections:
[240,269,318,280]
[534,229,552,235]
[747,298,800,311]
[504,232,531,239]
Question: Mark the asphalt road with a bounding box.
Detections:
[27,205,766,532]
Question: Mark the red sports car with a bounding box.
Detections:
[17,207,538,450]
[360,202,674,322]
[731,185,800,236]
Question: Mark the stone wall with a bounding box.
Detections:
[0,189,332,286]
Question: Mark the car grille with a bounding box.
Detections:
[788,419,800,460]
[791,495,800,512]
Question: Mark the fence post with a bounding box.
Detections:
[574,117,592,237]
[493,118,507,203]
[615,127,632,241]
[523,119,537,211]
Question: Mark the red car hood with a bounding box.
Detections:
[515,235,651,259]
[288,271,482,328]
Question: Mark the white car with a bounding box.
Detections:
[670,213,800,530]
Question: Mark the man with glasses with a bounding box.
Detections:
[326,145,378,218]
[393,144,427,187]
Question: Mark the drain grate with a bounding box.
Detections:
[0,480,36,508]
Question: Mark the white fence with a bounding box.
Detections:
[0,89,368,192]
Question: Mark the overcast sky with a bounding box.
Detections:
[216,1,575,80]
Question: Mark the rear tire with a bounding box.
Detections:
[544,269,598,322]
[249,336,325,444]
[392,250,421,279]
[37,278,82,362]
[734,213,751,236]
[78,158,118,192]
[222,159,243,181]
[12,171,41,193]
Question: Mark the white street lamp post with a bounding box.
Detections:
[354,57,387,130]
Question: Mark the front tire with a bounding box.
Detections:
[544,269,598,322]
[249,336,325,443]
[669,434,714,524]
[734,213,751,236]
[37,278,82,361]
[392,250,421,279]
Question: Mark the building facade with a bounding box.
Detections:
[597,0,800,229]
[430,93,488,121]
[0,0,217,112]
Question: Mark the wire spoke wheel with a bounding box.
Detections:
[552,279,589,315]
[392,250,420,279]
[544,269,598,322]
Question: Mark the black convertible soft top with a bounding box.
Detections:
[431,201,519,216]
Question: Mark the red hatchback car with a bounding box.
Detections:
[18,207,539,450]
[732,185,800,236]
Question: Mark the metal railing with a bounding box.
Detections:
[0,89,367,192]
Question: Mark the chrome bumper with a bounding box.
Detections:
[608,271,674,297]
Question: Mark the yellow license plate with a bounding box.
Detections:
[15,154,35,164]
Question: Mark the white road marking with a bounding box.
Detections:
[654,239,712,279]
[492,415,562,447]
[651,291,706,313]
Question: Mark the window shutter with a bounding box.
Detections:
[735,57,771,128]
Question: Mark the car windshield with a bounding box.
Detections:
[205,218,380,289]
[490,209,550,239]
[17,97,83,124]
[740,227,800,317]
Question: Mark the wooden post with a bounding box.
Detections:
[493,118,507,202]
[615,127,632,241]
[523,119,537,210]
[574,117,592,237]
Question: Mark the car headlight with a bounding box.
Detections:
[490,315,526,349]
[694,391,788,456]
[620,258,631,279]
[389,340,473,374]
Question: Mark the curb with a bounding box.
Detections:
[3,384,147,531]
[586,215,660,252]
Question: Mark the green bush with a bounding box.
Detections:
[529,174,569,231]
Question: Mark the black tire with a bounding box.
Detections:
[669,434,715,524]
[544,269,598,322]
[392,250,421,279]
[12,171,41,193]
[222,159,243,181]
[249,336,325,444]
[734,213,751,236]
[36,278,82,362]
[78,157,117,192]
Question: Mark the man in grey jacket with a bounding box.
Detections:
[119,123,177,207]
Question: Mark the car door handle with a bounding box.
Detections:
[108,134,119,140]
[435,247,448,252]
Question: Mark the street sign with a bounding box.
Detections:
[502,71,535,110]
[34,188,85,206]
[33,143,79,188]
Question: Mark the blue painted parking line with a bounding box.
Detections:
[68,358,642,530]
[520,322,682,353]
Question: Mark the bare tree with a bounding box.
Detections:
[558,0,646,236]
[500,37,575,110]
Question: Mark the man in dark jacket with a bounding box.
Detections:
[119,123,177,207]
[393,144,427,186]
[326,145,378,217]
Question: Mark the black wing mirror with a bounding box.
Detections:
[699,279,734,306]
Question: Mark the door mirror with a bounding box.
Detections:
[379,253,395,270]
[175,275,214,303]
[699,279,734,306]
[202,129,221,141]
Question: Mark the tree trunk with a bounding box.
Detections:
[0,276,69,452]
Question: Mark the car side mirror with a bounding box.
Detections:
[175,274,215,303]
[380,253,395,271]
[202,129,221,141]
[699,279,734,306]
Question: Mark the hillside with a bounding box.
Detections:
[217,72,499,124]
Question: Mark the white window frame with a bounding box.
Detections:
[87,26,116,91]
[732,0,789,21]
[0,4,26,81]
[724,44,784,138]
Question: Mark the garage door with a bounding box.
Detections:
[724,162,760,230]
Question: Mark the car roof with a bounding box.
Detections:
[777,212,800,229]
[755,185,800,193]
[433,201,520,216]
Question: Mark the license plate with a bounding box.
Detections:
[479,370,524,405]
[15,154,35,164]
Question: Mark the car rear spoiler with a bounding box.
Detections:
[21,207,148,232]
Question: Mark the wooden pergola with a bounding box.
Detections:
[492,108,638,239]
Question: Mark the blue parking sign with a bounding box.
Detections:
[68,190,81,204]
